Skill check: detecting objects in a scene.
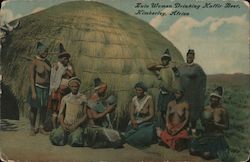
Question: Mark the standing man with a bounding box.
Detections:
[47,43,74,129]
[28,42,51,136]
[147,49,175,129]
[179,49,206,135]
[50,77,88,147]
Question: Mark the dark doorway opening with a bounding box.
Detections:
[1,83,19,120]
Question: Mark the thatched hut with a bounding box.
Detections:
[1,1,184,128]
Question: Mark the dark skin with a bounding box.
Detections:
[59,56,70,66]
[166,91,189,136]
[194,95,229,159]
[147,57,171,72]
[147,57,179,84]
[87,86,115,122]
[130,87,154,129]
[30,51,51,100]
[156,91,189,136]
[88,104,114,120]
[58,56,74,78]
[53,56,73,80]
[186,53,195,64]
[50,56,74,128]
[202,96,229,133]
[29,50,51,135]
[59,82,87,133]
[51,56,73,96]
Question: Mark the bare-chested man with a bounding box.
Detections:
[50,77,87,147]
[190,86,229,160]
[28,42,51,135]
[156,88,189,151]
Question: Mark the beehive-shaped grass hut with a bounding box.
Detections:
[1,1,184,128]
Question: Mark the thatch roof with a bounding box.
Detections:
[1,1,184,127]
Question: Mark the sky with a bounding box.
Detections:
[0,0,249,74]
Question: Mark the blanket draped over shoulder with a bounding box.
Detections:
[179,63,206,122]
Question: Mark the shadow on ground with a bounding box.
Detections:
[0,120,18,131]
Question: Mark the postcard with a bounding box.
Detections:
[0,0,249,162]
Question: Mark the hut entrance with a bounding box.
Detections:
[1,82,19,120]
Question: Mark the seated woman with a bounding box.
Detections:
[190,86,229,160]
[124,82,156,148]
[50,77,87,147]
[156,88,189,151]
[85,78,123,148]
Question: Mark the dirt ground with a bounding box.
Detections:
[0,118,219,162]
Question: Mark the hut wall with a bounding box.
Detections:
[1,1,184,128]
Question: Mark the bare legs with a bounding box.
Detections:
[29,106,48,135]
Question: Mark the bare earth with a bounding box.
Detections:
[0,118,218,162]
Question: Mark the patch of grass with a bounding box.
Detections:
[218,150,236,162]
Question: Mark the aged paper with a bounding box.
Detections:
[0,0,249,162]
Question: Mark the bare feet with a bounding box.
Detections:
[39,128,50,135]
[34,128,39,134]
[156,127,162,137]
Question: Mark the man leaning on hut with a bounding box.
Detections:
[147,49,176,129]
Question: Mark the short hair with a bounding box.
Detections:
[186,49,195,56]
[134,82,147,92]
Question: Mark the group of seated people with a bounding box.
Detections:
[28,42,229,160]
[50,77,229,160]
[49,77,123,148]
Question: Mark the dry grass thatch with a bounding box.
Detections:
[1,1,184,128]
